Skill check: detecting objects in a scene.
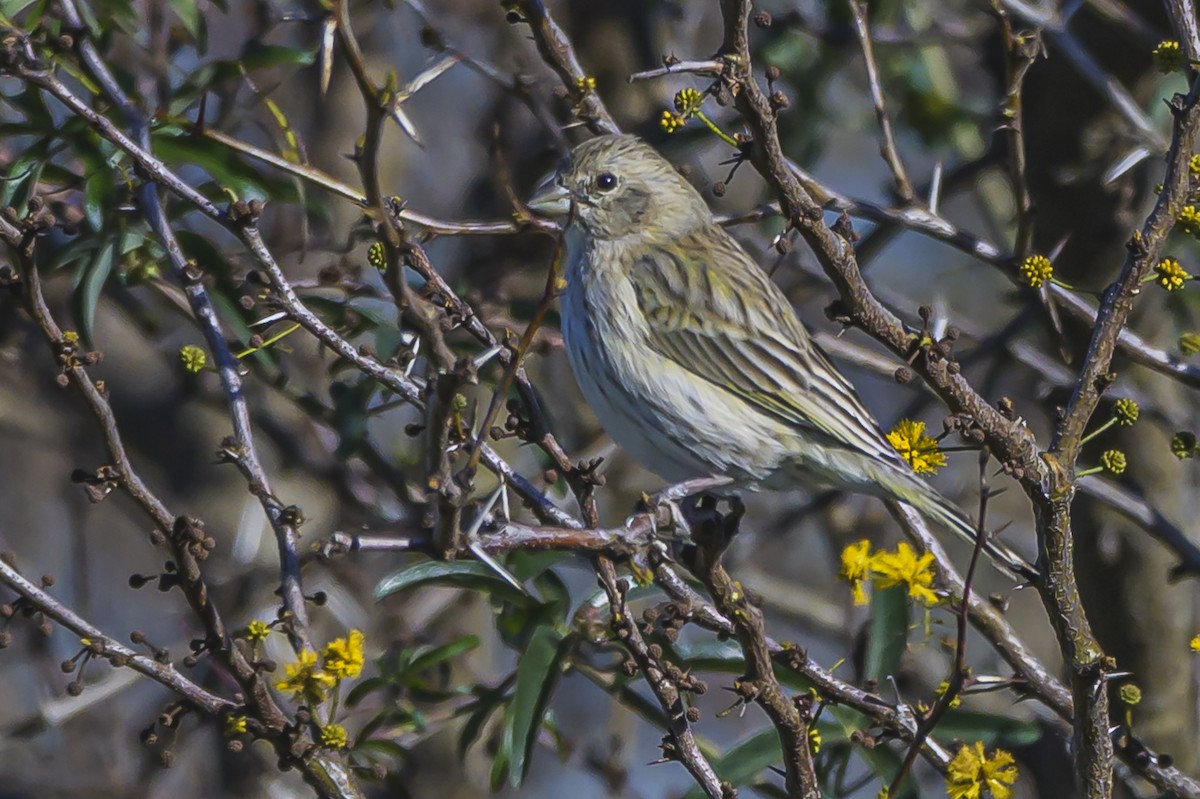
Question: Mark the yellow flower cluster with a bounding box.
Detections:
[179,344,207,373]
[1178,206,1200,237]
[1155,257,1189,291]
[1018,254,1053,288]
[839,539,939,607]
[1181,333,1200,356]
[1191,154,1200,180]
[946,742,1019,799]
[1153,40,1184,73]
[575,75,597,93]
[660,110,687,133]
[274,630,365,704]
[1190,634,1200,652]
[1113,398,1138,426]
[224,713,248,737]
[367,241,386,270]
[1101,449,1127,475]
[674,88,704,115]
[886,419,947,475]
[1171,431,1198,459]
[1119,684,1142,706]
[318,722,349,749]
[323,629,365,679]
[661,88,707,134]
[245,619,272,644]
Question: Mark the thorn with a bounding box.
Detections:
[471,344,503,370]
[928,161,943,215]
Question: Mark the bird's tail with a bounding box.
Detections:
[882,469,1037,582]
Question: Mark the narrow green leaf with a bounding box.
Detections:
[458,685,506,759]
[342,676,389,709]
[827,706,916,799]
[375,560,534,608]
[933,709,1042,748]
[406,635,480,675]
[165,0,200,39]
[682,728,782,799]
[864,585,908,683]
[73,237,115,345]
[502,626,568,786]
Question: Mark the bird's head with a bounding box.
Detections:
[528,135,710,240]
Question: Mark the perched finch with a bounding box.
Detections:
[530,134,1031,579]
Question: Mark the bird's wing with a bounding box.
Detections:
[629,225,902,465]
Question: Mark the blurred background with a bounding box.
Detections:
[0,0,1198,796]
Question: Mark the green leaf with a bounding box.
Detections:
[458,684,507,759]
[406,635,480,675]
[864,585,908,683]
[151,131,299,202]
[826,706,916,799]
[165,0,201,40]
[933,709,1042,748]
[239,44,317,71]
[375,560,534,608]
[72,236,116,346]
[78,144,116,233]
[501,625,569,787]
[343,676,390,709]
[682,728,782,799]
[351,737,409,763]
[669,638,813,691]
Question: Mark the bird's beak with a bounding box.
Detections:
[527,172,571,217]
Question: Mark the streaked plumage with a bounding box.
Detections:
[538,135,1030,578]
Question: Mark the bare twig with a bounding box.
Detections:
[848,0,915,202]
[0,557,232,715]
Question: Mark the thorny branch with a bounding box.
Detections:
[4,1,1200,797]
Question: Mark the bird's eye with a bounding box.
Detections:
[594,172,617,191]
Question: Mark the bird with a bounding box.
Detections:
[528,134,1032,580]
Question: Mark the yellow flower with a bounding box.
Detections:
[1101,449,1126,475]
[1178,206,1200,237]
[318,722,348,749]
[245,620,271,644]
[1119,684,1142,705]
[1173,431,1198,459]
[274,649,336,704]
[224,714,248,736]
[367,241,386,270]
[872,542,939,606]
[63,330,80,345]
[838,539,873,606]
[1153,40,1184,73]
[1113,398,1138,426]
[575,75,596,93]
[1018,254,1053,288]
[660,110,687,133]
[1191,154,1200,179]
[673,87,704,116]
[1190,634,1200,652]
[936,679,963,709]
[1181,332,1200,356]
[322,629,365,680]
[180,344,207,373]
[946,742,1019,799]
[1155,257,1190,291]
[807,724,821,754]
[886,419,947,475]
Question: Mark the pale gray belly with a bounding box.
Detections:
[560,280,796,484]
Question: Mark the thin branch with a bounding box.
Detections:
[0,557,232,715]
[510,0,619,135]
[52,0,315,652]
[848,0,915,202]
